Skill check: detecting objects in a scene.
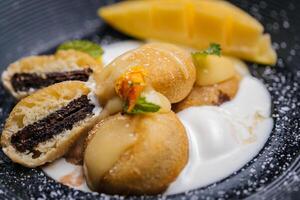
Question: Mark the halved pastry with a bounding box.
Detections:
[173,75,240,112]
[96,42,196,105]
[1,81,101,167]
[83,112,188,195]
[1,49,102,99]
[173,49,243,112]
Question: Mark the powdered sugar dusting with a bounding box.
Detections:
[0,0,299,199]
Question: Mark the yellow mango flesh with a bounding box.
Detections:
[99,0,277,65]
[194,55,236,86]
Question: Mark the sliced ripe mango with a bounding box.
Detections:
[193,55,236,86]
[99,0,277,65]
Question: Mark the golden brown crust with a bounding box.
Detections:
[84,112,188,195]
[144,43,196,103]
[173,75,240,112]
[96,42,196,105]
[1,50,102,99]
[1,81,100,167]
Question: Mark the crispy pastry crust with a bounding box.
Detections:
[84,112,188,195]
[1,50,102,99]
[173,75,240,112]
[1,81,100,167]
[96,42,196,104]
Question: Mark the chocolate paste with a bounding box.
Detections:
[11,68,92,92]
[11,95,95,157]
[216,91,230,106]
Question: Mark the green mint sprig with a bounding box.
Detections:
[124,97,160,114]
[192,43,222,58]
[57,40,104,59]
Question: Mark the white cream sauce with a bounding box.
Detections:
[43,159,91,192]
[166,76,273,194]
[42,41,273,195]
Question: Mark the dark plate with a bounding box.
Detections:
[0,0,300,199]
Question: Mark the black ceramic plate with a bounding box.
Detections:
[0,0,300,199]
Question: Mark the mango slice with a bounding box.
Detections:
[193,55,236,86]
[99,0,277,65]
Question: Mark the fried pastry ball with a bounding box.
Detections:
[173,76,240,112]
[2,50,102,99]
[83,112,188,195]
[1,81,101,167]
[66,65,173,165]
[96,42,196,105]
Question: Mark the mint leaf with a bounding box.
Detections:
[192,43,222,57]
[57,40,104,59]
[125,97,160,114]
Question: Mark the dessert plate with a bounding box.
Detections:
[0,0,299,199]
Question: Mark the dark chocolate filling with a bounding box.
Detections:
[11,68,93,92]
[11,95,95,157]
[216,91,230,106]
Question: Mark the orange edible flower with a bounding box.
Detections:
[115,66,147,112]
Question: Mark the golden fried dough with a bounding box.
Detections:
[1,81,101,167]
[83,112,188,195]
[2,50,102,99]
[96,42,196,105]
[173,76,240,112]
